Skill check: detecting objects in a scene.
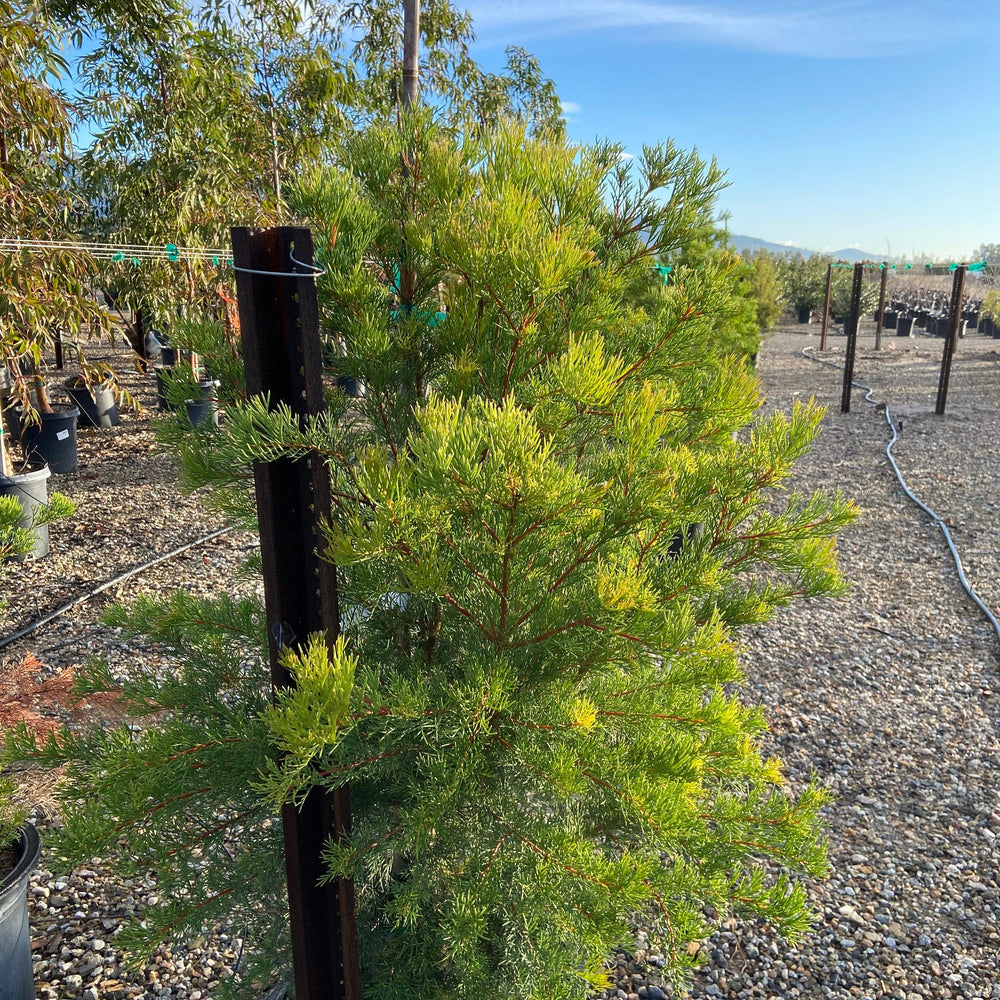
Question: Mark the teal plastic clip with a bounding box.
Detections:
[165,243,180,262]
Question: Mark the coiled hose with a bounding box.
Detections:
[802,345,1000,650]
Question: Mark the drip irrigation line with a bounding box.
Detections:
[801,346,1000,652]
[0,526,233,652]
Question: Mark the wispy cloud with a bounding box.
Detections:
[560,100,582,117]
[464,1,972,59]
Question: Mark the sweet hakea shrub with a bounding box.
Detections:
[7,119,856,999]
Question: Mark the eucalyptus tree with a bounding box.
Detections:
[0,0,113,451]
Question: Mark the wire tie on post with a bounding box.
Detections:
[231,247,326,279]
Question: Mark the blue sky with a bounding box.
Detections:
[462,1,1000,260]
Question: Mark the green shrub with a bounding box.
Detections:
[13,120,855,1000]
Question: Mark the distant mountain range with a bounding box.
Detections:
[728,234,882,263]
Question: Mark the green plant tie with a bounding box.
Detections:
[969,261,988,272]
[166,243,180,261]
[113,251,124,262]
[654,264,671,284]
[212,256,220,267]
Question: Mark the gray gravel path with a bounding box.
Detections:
[652,322,1000,1000]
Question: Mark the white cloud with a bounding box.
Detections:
[464,1,972,59]
[617,151,635,162]
[560,100,582,115]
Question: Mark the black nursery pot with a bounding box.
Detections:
[796,306,812,324]
[0,822,42,1000]
[0,463,51,560]
[183,379,220,428]
[19,405,79,474]
[63,380,120,429]
[896,315,914,337]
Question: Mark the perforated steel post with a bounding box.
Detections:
[840,263,863,413]
[935,265,966,416]
[232,226,361,1000]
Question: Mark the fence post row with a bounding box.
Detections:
[232,225,362,1000]
[840,263,864,413]
[874,262,889,351]
[935,264,966,416]
[820,262,833,352]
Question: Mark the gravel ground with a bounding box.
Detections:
[4,321,1000,999]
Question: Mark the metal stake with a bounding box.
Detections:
[935,265,966,416]
[232,225,362,1000]
[840,263,863,413]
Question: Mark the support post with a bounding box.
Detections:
[935,265,966,416]
[874,262,889,350]
[840,263,863,413]
[820,262,833,351]
[402,0,420,109]
[54,330,63,370]
[232,225,361,1000]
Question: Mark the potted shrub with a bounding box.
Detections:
[0,414,75,560]
[829,270,880,329]
[779,253,829,323]
[0,497,74,999]
[980,291,1000,339]
[12,122,858,1000]
[0,793,41,1000]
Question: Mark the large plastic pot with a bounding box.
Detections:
[0,463,51,560]
[184,379,220,428]
[19,406,78,474]
[796,307,812,324]
[0,822,42,1000]
[896,315,914,337]
[63,379,120,429]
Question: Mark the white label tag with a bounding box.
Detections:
[56,429,70,441]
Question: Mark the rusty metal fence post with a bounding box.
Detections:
[935,265,966,416]
[840,263,863,413]
[820,262,833,351]
[232,225,362,1000]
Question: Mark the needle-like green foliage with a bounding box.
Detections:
[7,118,856,999]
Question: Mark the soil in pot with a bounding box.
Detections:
[0,462,52,560]
[19,405,79,474]
[0,822,42,1000]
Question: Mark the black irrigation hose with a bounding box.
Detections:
[802,345,1000,651]
[0,526,233,651]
